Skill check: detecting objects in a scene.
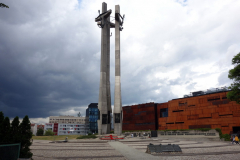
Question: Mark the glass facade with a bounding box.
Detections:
[89,107,98,133]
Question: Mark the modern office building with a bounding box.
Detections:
[86,103,98,133]
[49,115,89,124]
[44,123,89,135]
[123,87,240,134]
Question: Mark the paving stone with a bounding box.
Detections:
[31,138,240,160]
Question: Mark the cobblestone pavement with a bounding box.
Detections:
[31,138,240,160]
[31,140,126,160]
[120,138,240,160]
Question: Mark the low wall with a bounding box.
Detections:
[123,131,151,137]
[157,129,219,137]
[123,129,220,141]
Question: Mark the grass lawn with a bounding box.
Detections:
[76,134,97,139]
[32,135,80,141]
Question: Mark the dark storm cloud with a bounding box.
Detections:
[0,0,101,118]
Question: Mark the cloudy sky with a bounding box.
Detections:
[0,0,240,123]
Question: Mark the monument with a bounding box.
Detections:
[113,5,124,136]
[95,2,124,135]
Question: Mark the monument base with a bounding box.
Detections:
[146,143,182,154]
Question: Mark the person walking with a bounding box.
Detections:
[235,135,239,144]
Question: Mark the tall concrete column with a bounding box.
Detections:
[106,15,112,134]
[96,2,112,135]
[114,5,122,135]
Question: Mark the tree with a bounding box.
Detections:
[0,112,33,158]
[0,112,4,140]
[0,3,9,8]
[227,52,240,104]
[1,117,11,143]
[36,128,44,136]
[11,116,20,143]
[19,115,33,158]
[44,129,54,136]
[0,111,3,122]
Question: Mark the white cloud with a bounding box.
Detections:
[29,118,49,124]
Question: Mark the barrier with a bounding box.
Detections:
[0,143,21,160]
[100,135,124,140]
[158,129,218,137]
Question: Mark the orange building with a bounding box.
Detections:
[158,91,240,134]
[123,90,240,134]
[122,102,157,131]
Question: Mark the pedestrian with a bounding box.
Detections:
[235,135,239,144]
[232,136,236,144]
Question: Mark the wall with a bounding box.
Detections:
[58,123,89,135]
[122,102,156,130]
[49,116,89,124]
[158,91,240,134]
[44,123,89,135]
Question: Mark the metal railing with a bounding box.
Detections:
[0,143,21,160]
[183,87,229,98]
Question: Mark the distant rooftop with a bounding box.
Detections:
[183,86,229,98]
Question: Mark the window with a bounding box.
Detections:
[207,96,220,101]
[172,110,184,112]
[98,110,100,120]
[175,122,184,124]
[102,114,107,124]
[115,113,120,123]
[188,105,195,107]
[160,108,168,117]
[179,101,187,106]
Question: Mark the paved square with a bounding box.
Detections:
[31,138,240,160]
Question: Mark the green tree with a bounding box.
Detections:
[44,129,54,136]
[1,117,11,143]
[227,52,240,104]
[0,3,9,8]
[0,111,4,141]
[19,115,33,158]
[0,111,3,122]
[36,128,44,136]
[11,116,20,143]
